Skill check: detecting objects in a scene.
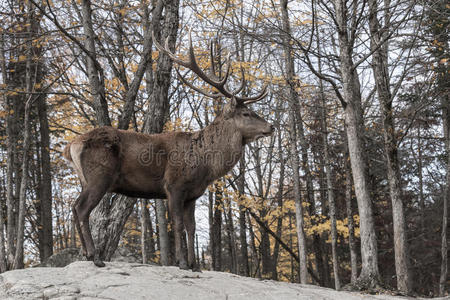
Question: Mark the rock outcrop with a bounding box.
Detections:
[39,248,85,268]
[0,261,413,300]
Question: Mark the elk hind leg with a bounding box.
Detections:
[184,200,199,271]
[72,190,89,256]
[74,180,111,267]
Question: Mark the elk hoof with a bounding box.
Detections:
[93,258,105,267]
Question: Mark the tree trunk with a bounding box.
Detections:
[13,96,33,269]
[141,199,150,263]
[224,197,238,274]
[14,6,43,267]
[280,0,308,284]
[0,184,6,272]
[37,91,53,262]
[1,31,16,270]
[368,0,411,293]
[344,146,358,284]
[0,33,8,272]
[320,96,341,290]
[238,156,250,276]
[143,0,178,134]
[253,147,273,279]
[344,100,380,286]
[440,71,450,297]
[70,216,76,248]
[155,199,170,265]
[272,125,285,280]
[91,195,137,260]
[247,211,259,278]
[417,127,425,233]
[211,186,223,271]
[334,0,380,286]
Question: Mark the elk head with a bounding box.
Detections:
[153,31,274,144]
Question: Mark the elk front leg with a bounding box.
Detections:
[168,192,188,270]
[184,200,199,271]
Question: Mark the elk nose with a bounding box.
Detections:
[270,125,275,132]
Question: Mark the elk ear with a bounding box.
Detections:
[223,97,237,118]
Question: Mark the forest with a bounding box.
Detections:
[0,0,448,297]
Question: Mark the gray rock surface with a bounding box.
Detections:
[0,261,417,300]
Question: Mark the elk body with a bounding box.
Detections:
[64,33,273,269]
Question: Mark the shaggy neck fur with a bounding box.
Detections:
[190,116,243,180]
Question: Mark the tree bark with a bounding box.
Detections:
[280,0,308,284]
[441,103,449,296]
[211,186,223,271]
[253,147,273,279]
[247,211,260,278]
[13,96,33,269]
[37,91,53,262]
[1,31,16,271]
[155,199,170,265]
[320,96,341,290]
[140,199,150,263]
[91,195,137,260]
[238,156,250,276]
[224,197,238,274]
[334,0,381,286]
[0,34,7,272]
[344,145,358,284]
[440,62,450,298]
[272,124,285,280]
[368,0,411,293]
[143,0,178,134]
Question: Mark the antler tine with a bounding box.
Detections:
[237,84,269,105]
[152,31,190,68]
[209,39,217,79]
[175,68,222,99]
[220,54,232,87]
[154,29,268,102]
[185,31,234,98]
[208,40,232,87]
[230,66,246,96]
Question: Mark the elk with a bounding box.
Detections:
[63,32,273,270]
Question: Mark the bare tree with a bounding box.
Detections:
[368,0,411,293]
[80,0,111,126]
[280,0,308,283]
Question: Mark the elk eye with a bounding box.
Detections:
[243,112,250,117]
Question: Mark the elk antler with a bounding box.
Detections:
[152,30,268,105]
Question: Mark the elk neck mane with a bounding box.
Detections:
[187,115,244,180]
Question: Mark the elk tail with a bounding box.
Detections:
[63,142,73,162]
